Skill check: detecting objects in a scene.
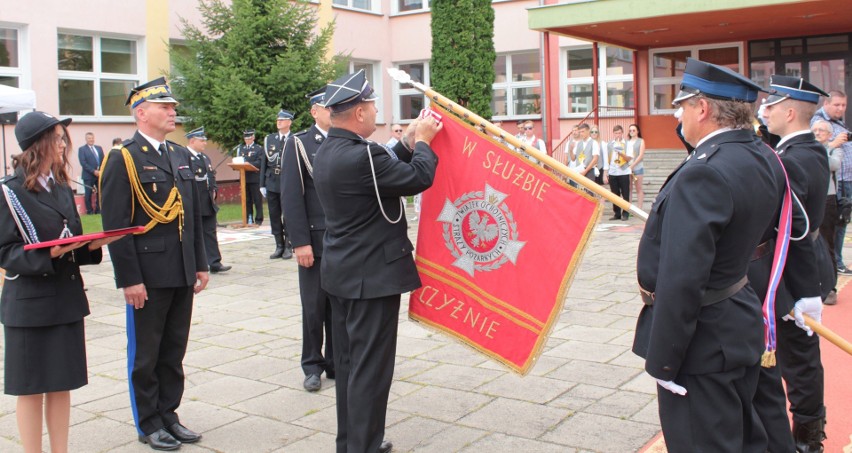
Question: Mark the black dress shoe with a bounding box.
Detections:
[138,428,181,451]
[608,215,621,220]
[304,374,321,392]
[210,264,232,273]
[166,422,201,443]
[281,248,293,260]
[622,212,630,221]
[379,439,393,453]
[269,247,285,259]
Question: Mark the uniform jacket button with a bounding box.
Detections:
[662,366,672,372]
[43,273,48,277]
[70,274,76,280]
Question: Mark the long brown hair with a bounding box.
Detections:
[11,124,72,191]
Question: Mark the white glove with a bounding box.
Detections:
[656,379,687,396]
[260,187,267,198]
[782,296,822,336]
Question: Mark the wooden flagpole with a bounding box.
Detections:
[386,68,648,221]
[386,67,852,357]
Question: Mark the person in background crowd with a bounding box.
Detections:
[186,127,231,274]
[236,129,264,225]
[262,110,294,259]
[313,70,441,453]
[589,125,605,185]
[111,137,123,151]
[569,123,600,181]
[627,123,646,210]
[386,123,403,147]
[77,132,103,215]
[100,77,208,451]
[281,87,335,393]
[811,91,852,275]
[603,124,632,220]
[2,111,105,453]
[813,119,844,306]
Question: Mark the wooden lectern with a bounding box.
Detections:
[228,162,259,227]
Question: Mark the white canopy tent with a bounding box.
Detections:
[0,84,37,176]
[0,84,36,114]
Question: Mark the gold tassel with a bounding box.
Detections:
[761,350,776,368]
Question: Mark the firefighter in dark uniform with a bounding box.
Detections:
[186,127,231,274]
[262,110,294,259]
[313,70,442,453]
[750,75,831,453]
[631,59,785,453]
[99,77,208,451]
[236,129,264,225]
[281,89,333,392]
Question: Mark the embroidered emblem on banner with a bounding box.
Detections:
[438,184,526,276]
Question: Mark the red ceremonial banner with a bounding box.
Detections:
[410,106,602,375]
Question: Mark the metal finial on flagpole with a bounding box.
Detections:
[386,67,649,221]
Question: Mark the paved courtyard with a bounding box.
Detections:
[0,210,661,453]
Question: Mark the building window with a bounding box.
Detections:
[0,27,22,88]
[492,51,541,119]
[749,34,850,98]
[649,43,742,114]
[346,60,384,123]
[393,61,430,122]
[561,45,634,117]
[393,0,428,13]
[57,33,140,117]
[333,0,379,13]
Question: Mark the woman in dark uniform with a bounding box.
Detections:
[0,111,106,453]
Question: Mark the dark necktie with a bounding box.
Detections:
[159,144,171,169]
[47,177,59,200]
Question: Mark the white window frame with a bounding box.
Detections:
[347,60,384,124]
[492,51,542,121]
[392,60,430,124]
[332,0,381,15]
[0,24,29,89]
[560,44,634,118]
[648,42,744,115]
[56,31,143,120]
[391,0,430,15]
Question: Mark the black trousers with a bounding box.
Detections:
[820,195,837,278]
[330,295,400,453]
[84,180,99,214]
[754,363,796,452]
[300,257,333,376]
[245,182,263,223]
[608,174,631,218]
[126,286,194,436]
[201,214,222,267]
[267,190,286,239]
[658,363,766,453]
[777,317,825,424]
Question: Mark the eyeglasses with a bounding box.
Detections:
[590,130,599,134]
[393,129,403,132]
[524,126,534,130]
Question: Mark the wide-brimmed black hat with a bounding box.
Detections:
[185,126,207,140]
[673,58,765,104]
[306,86,327,106]
[15,111,72,151]
[126,77,179,108]
[323,70,377,112]
[763,75,829,107]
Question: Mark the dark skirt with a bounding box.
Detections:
[4,320,87,395]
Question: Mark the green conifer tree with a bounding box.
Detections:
[170,0,344,152]
[430,0,496,118]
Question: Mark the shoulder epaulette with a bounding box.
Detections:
[294,128,310,137]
